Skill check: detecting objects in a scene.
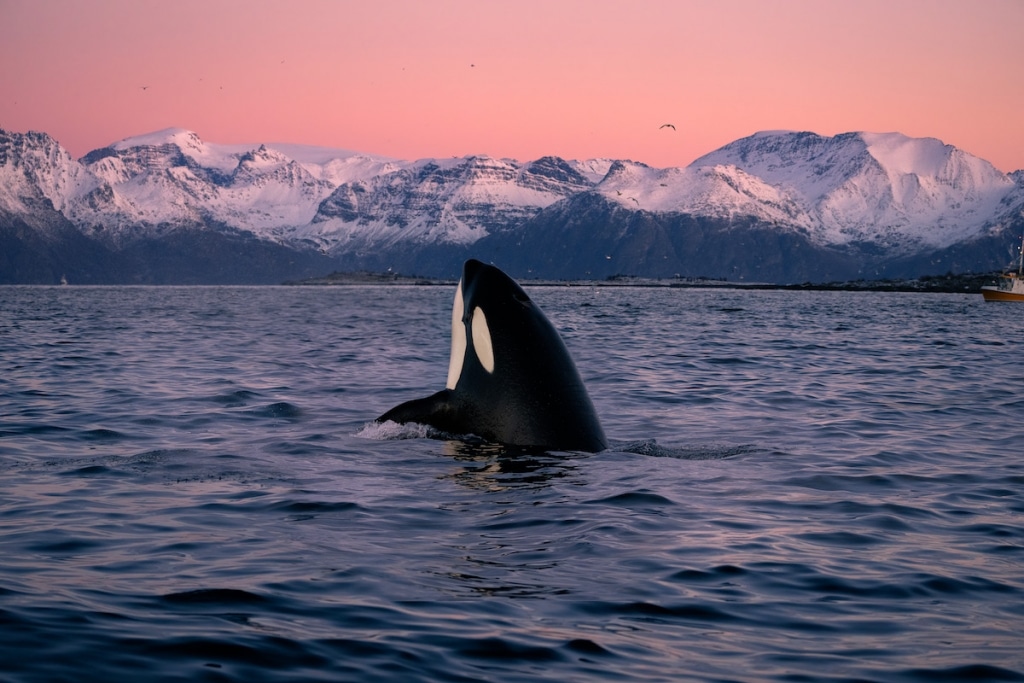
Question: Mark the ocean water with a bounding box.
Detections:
[1,284,1022,683]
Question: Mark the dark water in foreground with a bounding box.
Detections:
[1,285,1023,683]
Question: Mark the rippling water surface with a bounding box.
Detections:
[2,284,1022,682]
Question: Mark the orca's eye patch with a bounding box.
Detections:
[471,306,495,373]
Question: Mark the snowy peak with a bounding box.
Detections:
[71,130,388,238]
[601,159,654,183]
[111,127,202,150]
[238,144,292,169]
[0,129,97,216]
[109,128,244,172]
[595,160,666,206]
[451,154,592,198]
[232,144,325,193]
[689,130,1017,249]
[860,132,1010,201]
[523,156,591,191]
[100,128,385,179]
[861,132,952,176]
[303,154,594,249]
[692,130,869,198]
[592,158,811,227]
[567,158,616,185]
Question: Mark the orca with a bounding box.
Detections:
[377,259,607,452]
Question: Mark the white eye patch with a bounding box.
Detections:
[445,280,466,390]
[471,306,494,374]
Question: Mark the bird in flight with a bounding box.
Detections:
[140,86,149,90]
[659,123,675,130]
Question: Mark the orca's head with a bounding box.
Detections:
[414,258,606,451]
[445,259,539,391]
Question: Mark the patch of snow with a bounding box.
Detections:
[111,128,249,172]
[861,132,951,176]
[568,158,617,184]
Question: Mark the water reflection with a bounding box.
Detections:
[433,441,588,599]
[440,439,586,492]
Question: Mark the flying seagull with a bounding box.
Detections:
[659,123,675,130]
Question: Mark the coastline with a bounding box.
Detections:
[283,270,999,294]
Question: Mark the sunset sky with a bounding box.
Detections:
[2,0,1023,172]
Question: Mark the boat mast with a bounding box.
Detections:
[1018,233,1024,277]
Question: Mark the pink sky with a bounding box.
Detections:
[2,0,1023,172]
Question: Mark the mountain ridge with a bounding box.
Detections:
[1,126,1022,284]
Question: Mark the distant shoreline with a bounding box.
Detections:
[283,271,999,294]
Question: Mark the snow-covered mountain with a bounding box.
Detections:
[2,126,1022,283]
[689,131,1018,252]
[0,130,98,219]
[69,128,397,243]
[593,159,813,228]
[298,154,594,252]
[52,128,591,250]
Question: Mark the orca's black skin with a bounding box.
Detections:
[378,259,607,452]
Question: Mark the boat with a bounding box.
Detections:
[60,274,68,286]
[981,236,1024,302]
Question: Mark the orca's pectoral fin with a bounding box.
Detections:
[377,389,457,431]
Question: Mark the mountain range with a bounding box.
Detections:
[2,126,1022,284]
